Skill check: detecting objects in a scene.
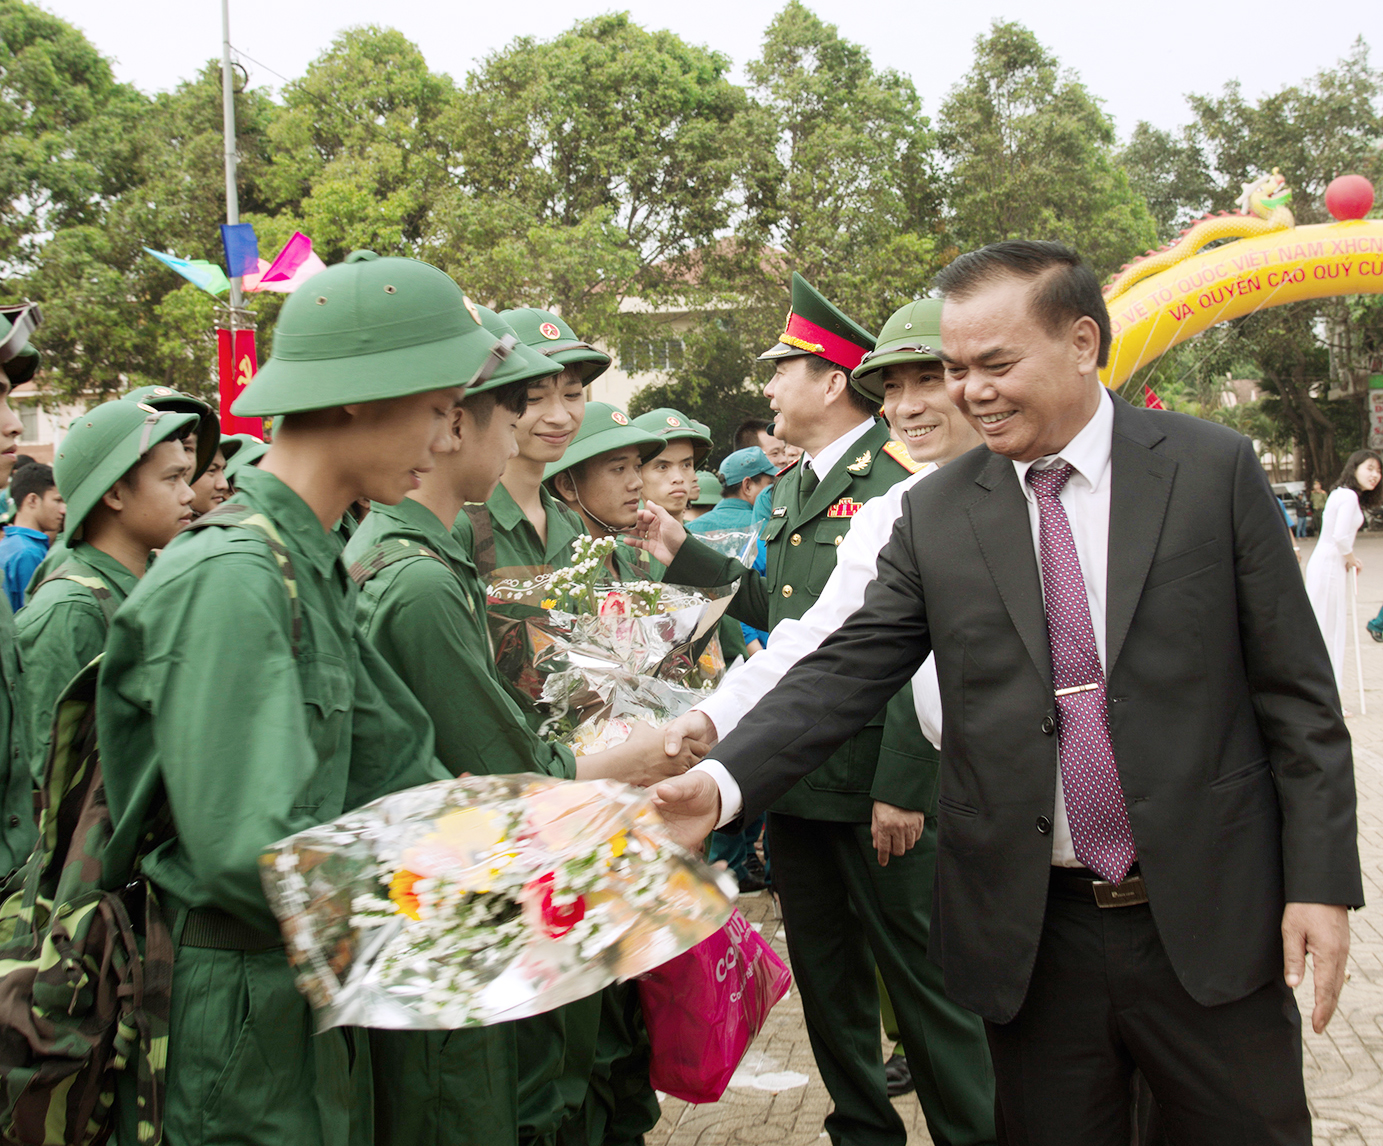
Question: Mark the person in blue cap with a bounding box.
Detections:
[685,447,776,536]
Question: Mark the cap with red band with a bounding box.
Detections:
[758,272,875,371]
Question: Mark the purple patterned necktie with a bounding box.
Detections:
[1027,463,1137,883]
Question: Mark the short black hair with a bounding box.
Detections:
[801,355,876,417]
[13,455,35,472]
[1335,450,1383,510]
[735,419,771,450]
[934,241,1112,369]
[463,379,529,428]
[11,462,54,508]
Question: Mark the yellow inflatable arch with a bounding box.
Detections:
[1100,173,1383,388]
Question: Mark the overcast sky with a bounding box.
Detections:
[34,0,1381,139]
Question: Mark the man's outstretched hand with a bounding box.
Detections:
[627,501,687,568]
[664,709,719,758]
[652,771,722,853]
[1282,901,1351,1033]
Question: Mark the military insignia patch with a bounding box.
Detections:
[463,295,483,325]
[539,322,561,340]
[846,449,872,473]
[772,506,788,517]
[882,439,924,474]
[666,416,680,426]
[827,498,864,518]
[612,410,629,425]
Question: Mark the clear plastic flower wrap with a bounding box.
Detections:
[485,537,739,744]
[260,773,736,1031]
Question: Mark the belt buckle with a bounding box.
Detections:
[1091,874,1148,908]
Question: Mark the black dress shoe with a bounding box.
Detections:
[885,1051,914,1097]
[737,871,769,894]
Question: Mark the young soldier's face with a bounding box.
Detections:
[106,440,196,549]
[640,440,696,518]
[570,447,645,529]
[517,370,586,465]
[881,362,982,466]
[454,399,521,503]
[349,387,467,504]
[26,487,66,536]
[189,449,229,517]
[0,382,24,486]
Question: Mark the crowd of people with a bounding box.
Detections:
[0,237,1362,1146]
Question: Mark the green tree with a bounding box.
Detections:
[634,2,937,433]
[936,21,1157,278]
[0,0,147,275]
[434,13,749,343]
[1118,123,1217,244]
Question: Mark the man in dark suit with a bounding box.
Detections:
[653,241,1361,1145]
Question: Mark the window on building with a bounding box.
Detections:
[16,404,38,444]
[619,338,685,375]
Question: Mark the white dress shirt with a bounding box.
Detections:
[698,390,1117,863]
[799,417,876,486]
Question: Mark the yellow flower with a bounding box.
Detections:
[541,598,557,609]
[609,829,628,858]
[389,869,423,920]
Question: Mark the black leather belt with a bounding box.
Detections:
[1050,864,1149,908]
[180,907,284,951]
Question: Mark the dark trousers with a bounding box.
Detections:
[985,871,1310,1146]
[769,813,997,1146]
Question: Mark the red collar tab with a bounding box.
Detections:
[782,312,869,371]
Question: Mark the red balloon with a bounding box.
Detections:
[1325,175,1375,221]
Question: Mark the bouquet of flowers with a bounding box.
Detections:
[261,773,736,1031]
[486,536,738,746]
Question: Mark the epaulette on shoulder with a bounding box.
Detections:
[882,439,923,474]
[776,458,800,477]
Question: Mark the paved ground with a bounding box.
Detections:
[648,530,1383,1145]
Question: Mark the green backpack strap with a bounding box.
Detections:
[31,564,120,625]
[462,503,497,580]
[184,502,301,658]
[346,538,456,589]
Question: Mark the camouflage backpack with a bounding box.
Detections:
[0,503,300,1146]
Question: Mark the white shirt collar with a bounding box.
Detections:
[803,418,876,482]
[1013,388,1114,499]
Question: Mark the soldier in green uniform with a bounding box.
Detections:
[26,385,218,595]
[189,438,230,519]
[96,251,497,1146]
[631,408,710,523]
[683,471,721,523]
[345,305,700,1146]
[0,303,40,873]
[223,433,270,487]
[631,279,999,1146]
[454,308,610,575]
[17,399,201,781]
[543,402,664,582]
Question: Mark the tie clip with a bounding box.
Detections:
[1054,683,1100,697]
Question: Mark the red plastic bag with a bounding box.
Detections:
[637,908,792,1103]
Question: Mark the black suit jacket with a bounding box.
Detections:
[712,396,1362,1023]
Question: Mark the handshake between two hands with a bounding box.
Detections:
[647,711,925,869]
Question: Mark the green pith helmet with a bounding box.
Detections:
[500,307,611,383]
[631,407,713,465]
[758,272,875,373]
[472,305,562,393]
[851,298,943,402]
[223,437,270,483]
[543,402,664,482]
[691,470,722,506]
[232,251,503,417]
[55,400,199,542]
[122,385,220,481]
[0,302,41,387]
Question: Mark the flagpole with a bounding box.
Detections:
[221,0,242,322]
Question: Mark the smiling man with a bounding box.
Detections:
[651,241,1359,1146]
[630,277,964,1146]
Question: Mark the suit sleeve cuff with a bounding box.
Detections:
[693,759,743,828]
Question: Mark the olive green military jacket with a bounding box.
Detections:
[453,483,585,576]
[345,497,577,782]
[97,466,448,933]
[17,543,137,785]
[665,418,934,821]
[0,597,31,875]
